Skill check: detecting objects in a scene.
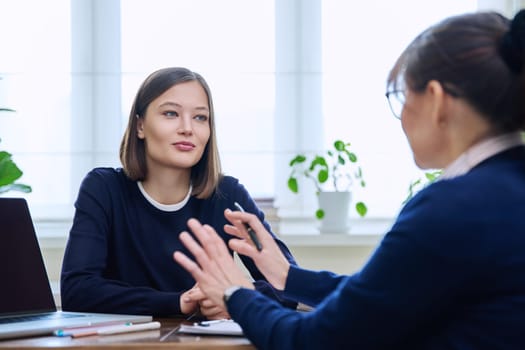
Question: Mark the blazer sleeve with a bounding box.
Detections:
[283,266,348,307]
[60,170,183,316]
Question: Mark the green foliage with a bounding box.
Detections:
[0,140,32,194]
[402,170,442,205]
[287,140,367,218]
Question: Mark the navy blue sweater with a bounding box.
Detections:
[227,146,525,349]
[61,168,297,316]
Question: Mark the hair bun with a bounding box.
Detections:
[500,9,525,73]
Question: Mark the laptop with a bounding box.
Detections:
[0,198,152,340]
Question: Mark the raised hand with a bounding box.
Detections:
[223,209,290,291]
[173,218,254,308]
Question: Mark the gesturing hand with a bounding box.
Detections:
[173,218,254,308]
[223,209,290,290]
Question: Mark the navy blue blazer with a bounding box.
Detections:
[227,146,525,350]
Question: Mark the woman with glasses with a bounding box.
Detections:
[174,9,525,349]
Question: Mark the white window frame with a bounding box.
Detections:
[14,0,521,244]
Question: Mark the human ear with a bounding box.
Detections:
[425,80,446,127]
[136,115,145,139]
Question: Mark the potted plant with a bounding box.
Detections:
[287,140,367,233]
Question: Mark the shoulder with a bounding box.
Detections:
[202,175,260,213]
[215,175,257,203]
[86,167,122,179]
[397,177,480,231]
[80,167,130,192]
[214,175,245,198]
[393,159,525,247]
[217,175,241,190]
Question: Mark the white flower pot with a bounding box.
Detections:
[317,191,351,233]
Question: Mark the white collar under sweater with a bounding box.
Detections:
[440,132,524,181]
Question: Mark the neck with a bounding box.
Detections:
[442,101,494,168]
[141,168,191,205]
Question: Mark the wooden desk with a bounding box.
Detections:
[0,318,254,349]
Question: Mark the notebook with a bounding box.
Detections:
[177,319,243,336]
[0,198,152,340]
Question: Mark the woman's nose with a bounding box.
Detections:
[177,115,193,134]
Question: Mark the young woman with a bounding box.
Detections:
[60,67,297,319]
[175,10,525,349]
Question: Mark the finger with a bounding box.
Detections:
[224,208,263,231]
[223,223,251,244]
[180,291,199,314]
[178,230,219,276]
[224,212,258,251]
[188,287,206,301]
[179,222,254,290]
[182,223,248,289]
[180,301,198,315]
[187,220,237,278]
[173,250,207,284]
[198,301,225,315]
[228,237,258,258]
[224,209,273,245]
[202,224,233,261]
[186,219,227,261]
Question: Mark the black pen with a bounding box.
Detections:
[233,202,263,251]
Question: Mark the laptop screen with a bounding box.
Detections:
[0,198,56,316]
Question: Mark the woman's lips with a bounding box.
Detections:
[173,141,195,151]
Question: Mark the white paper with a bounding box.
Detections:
[176,320,243,336]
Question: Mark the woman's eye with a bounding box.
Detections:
[194,114,209,122]
[164,111,178,117]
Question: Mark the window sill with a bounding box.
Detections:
[275,217,392,247]
[34,217,394,249]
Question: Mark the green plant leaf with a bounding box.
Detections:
[337,154,345,165]
[403,170,442,205]
[310,156,327,170]
[334,140,345,151]
[425,170,442,181]
[0,151,23,186]
[315,209,325,219]
[287,177,299,193]
[317,169,328,183]
[356,202,367,217]
[289,155,306,166]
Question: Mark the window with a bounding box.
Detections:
[0,0,516,234]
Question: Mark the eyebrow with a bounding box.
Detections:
[158,101,209,111]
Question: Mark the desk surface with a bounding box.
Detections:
[0,318,254,349]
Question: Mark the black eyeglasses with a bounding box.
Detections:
[385,90,405,120]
